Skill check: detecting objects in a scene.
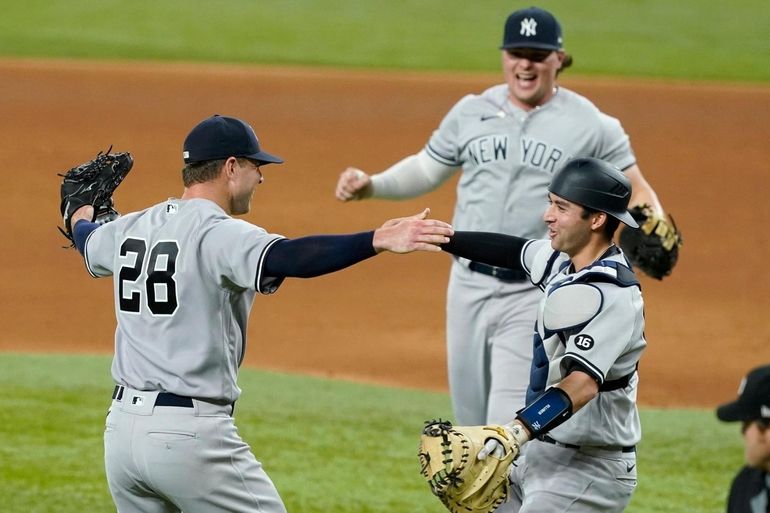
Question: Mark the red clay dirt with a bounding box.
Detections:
[1,58,768,408]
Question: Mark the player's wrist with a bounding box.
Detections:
[505,421,531,446]
[71,205,95,225]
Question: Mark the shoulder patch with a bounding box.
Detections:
[573,334,595,351]
[543,284,602,331]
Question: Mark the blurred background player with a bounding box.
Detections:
[717,364,770,513]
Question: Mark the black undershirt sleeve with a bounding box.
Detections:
[263,231,377,278]
[440,231,529,270]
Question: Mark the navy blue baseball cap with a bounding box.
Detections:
[183,114,284,165]
[500,6,563,51]
[716,365,770,422]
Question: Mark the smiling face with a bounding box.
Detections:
[543,193,594,256]
[502,48,565,110]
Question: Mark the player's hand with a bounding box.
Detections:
[373,208,453,253]
[335,167,373,201]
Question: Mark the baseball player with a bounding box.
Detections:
[439,156,646,512]
[64,114,453,513]
[334,6,668,426]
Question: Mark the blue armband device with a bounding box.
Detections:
[515,387,573,438]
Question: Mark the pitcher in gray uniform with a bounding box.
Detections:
[438,157,646,512]
[65,114,453,513]
[335,6,667,426]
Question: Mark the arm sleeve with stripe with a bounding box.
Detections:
[263,232,377,278]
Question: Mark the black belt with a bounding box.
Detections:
[468,261,528,282]
[539,434,636,453]
[112,385,193,408]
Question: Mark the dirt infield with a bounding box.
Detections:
[2,58,768,407]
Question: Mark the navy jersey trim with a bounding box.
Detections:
[562,353,605,384]
[425,143,459,166]
[255,237,286,294]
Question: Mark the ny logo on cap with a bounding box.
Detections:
[520,18,538,37]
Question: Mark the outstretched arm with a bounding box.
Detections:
[263,208,453,278]
[441,231,528,270]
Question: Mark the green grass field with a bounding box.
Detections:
[1,1,761,511]
[0,354,744,512]
[0,0,767,82]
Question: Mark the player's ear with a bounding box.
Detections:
[590,212,607,231]
[223,157,238,179]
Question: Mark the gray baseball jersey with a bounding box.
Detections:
[86,197,289,512]
[505,240,645,513]
[429,84,637,425]
[520,239,645,447]
[85,197,285,404]
[427,84,636,237]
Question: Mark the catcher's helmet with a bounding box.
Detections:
[548,157,638,228]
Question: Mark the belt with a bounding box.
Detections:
[539,434,636,453]
[468,261,528,282]
[112,385,193,408]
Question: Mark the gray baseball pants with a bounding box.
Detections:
[104,386,286,513]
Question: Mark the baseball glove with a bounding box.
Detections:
[418,419,519,513]
[619,204,682,280]
[58,148,133,246]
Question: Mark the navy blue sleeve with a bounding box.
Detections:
[441,231,528,270]
[263,231,377,278]
[73,220,100,255]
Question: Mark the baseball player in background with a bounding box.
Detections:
[716,364,770,513]
[439,157,647,512]
[335,6,669,427]
[64,114,453,513]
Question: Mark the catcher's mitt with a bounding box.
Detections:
[58,148,133,246]
[418,419,519,513]
[619,203,682,280]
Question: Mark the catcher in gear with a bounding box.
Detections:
[419,157,648,513]
[619,204,682,279]
[58,148,133,246]
[419,419,528,513]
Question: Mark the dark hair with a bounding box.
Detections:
[181,157,259,187]
[581,206,620,238]
[557,53,573,76]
